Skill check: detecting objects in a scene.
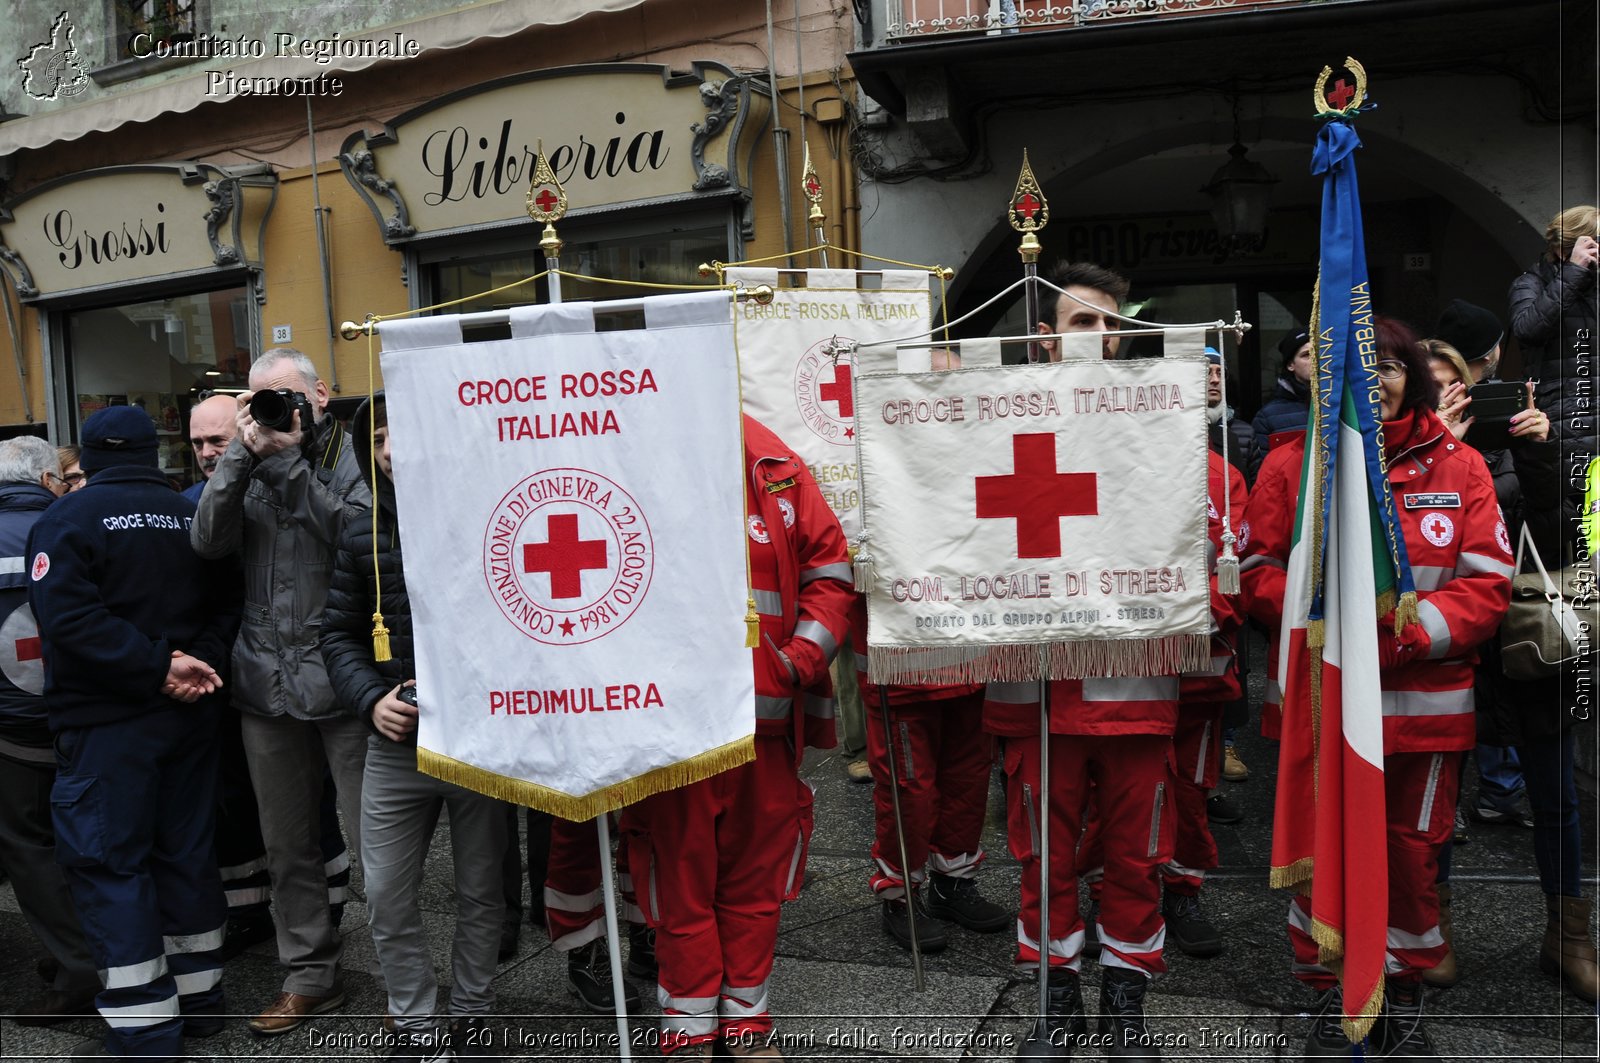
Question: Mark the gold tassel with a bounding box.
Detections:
[744,595,760,648]
[1393,589,1419,635]
[372,612,392,662]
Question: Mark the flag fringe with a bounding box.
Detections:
[1393,589,1419,633]
[415,735,756,820]
[1375,586,1396,623]
[1311,914,1345,963]
[866,634,1211,686]
[1268,856,1314,891]
[1341,976,1384,1043]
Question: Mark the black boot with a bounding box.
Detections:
[1160,891,1222,958]
[566,939,642,1013]
[881,891,948,953]
[1016,967,1086,1061]
[1371,980,1441,1061]
[627,922,658,981]
[1301,985,1359,1058]
[1096,967,1161,1061]
[926,872,1011,932]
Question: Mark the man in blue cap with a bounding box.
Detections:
[27,405,240,1059]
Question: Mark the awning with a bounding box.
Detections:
[1,0,648,155]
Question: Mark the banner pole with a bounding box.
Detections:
[1035,677,1052,1026]
[525,142,633,1059]
[597,814,634,1062]
[878,685,926,991]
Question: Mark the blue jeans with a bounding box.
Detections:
[1475,743,1526,805]
[1516,729,1584,898]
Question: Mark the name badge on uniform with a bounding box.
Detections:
[1403,492,1461,509]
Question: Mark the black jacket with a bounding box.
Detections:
[26,466,240,730]
[320,394,415,741]
[0,481,56,746]
[1248,375,1311,480]
[1510,257,1599,494]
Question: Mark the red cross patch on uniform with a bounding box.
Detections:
[1420,511,1455,547]
[1495,518,1510,555]
[29,552,48,581]
[748,515,770,544]
[777,497,796,529]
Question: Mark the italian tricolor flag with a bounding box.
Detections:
[1269,107,1409,1043]
[1270,380,1392,1040]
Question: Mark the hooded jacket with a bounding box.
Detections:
[191,402,370,719]
[320,393,414,741]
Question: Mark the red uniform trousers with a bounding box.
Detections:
[1162,701,1224,896]
[1005,733,1172,975]
[544,815,638,952]
[622,735,811,1053]
[1287,750,1459,987]
[865,688,991,898]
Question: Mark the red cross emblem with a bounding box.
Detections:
[533,187,560,214]
[484,468,656,647]
[1419,511,1455,547]
[804,173,822,198]
[523,513,608,599]
[1014,192,1041,222]
[975,433,1098,559]
[818,362,854,419]
[1326,78,1356,110]
[1,604,44,695]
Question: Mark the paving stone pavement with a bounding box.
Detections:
[3,636,1597,1060]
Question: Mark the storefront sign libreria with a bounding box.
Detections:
[0,163,275,302]
[340,63,758,243]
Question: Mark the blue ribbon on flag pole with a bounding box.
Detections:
[1308,116,1415,623]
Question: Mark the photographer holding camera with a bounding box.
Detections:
[191,347,371,1034]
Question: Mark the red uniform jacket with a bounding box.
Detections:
[1239,407,1513,754]
[745,415,854,755]
[1179,452,1250,706]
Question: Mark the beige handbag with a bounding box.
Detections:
[1501,524,1597,680]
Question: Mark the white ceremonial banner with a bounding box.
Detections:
[379,292,754,819]
[856,355,1212,684]
[727,266,931,539]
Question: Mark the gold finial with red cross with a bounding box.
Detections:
[1008,149,1048,264]
[1314,56,1368,117]
[802,143,826,228]
[525,140,568,257]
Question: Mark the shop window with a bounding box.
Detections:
[64,285,250,487]
[429,224,728,320]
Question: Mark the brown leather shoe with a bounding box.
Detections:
[1541,895,1599,1002]
[247,987,347,1036]
[1422,882,1459,988]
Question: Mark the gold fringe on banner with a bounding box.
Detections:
[867,633,1211,686]
[1342,976,1384,1043]
[415,735,755,820]
[1269,856,1315,891]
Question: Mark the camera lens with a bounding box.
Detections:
[249,389,295,432]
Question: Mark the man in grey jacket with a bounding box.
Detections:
[191,347,371,1035]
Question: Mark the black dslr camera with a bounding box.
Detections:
[248,388,314,434]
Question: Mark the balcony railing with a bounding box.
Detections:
[883,0,1322,41]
